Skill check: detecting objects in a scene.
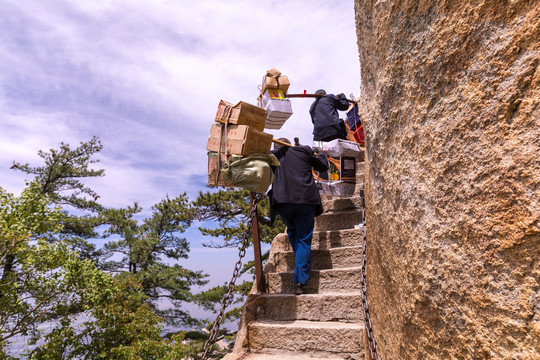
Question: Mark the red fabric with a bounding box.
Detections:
[353,124,365,145]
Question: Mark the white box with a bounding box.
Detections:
[265,112,291,130]
[317,180,356,197]
[264,99,292,130]
[316,180,332,197]
[258,89,293,130]
[265,99,292,113]
[329,181,356,197]
[324,139,361,157]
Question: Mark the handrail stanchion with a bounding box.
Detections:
[249,191,266,293]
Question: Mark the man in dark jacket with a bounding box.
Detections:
[270,138,329,294]
[309,89,350,142]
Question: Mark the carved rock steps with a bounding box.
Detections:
[270,246,363,273]
[247,320,364,358]
[314,208,364,232]
[231,352,346,360]
[265,266,363,294]
[233,194,366,359]
[255,292,363,322]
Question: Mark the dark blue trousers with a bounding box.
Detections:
[276,203,315,286]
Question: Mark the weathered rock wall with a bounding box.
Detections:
[354,0,539,359]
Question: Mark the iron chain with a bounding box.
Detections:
[360,195,379,360]
[201,193,265,360]
[202,192,376,359]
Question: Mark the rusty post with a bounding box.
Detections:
[250,192,266,293]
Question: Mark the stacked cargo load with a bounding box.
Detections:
[312,139,361,197]
[214,100,268,130]
[257,68,293,130]
[207,152,242,187]
[206,123,272,156]
[260,67,290,94]
[260,89,293,130]
[206,99,275,193]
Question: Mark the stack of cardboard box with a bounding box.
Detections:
[206,100,272,187]
[258,68,292,130]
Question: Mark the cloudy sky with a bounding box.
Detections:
[0,0,361,290]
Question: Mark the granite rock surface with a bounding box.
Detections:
[354,0,539,358]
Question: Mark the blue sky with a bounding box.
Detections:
[0,0,361,290]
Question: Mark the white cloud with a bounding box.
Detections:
[0,0,360,301]
[0,0,361,205]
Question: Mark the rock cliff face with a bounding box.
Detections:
[354,0,539,359]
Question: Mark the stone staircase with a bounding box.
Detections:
[224,156,366,360]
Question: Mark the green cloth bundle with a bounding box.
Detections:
[221,154,280,193]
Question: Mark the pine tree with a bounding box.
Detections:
[100,194,208,326]
[192,188,285,333]
[10,138,208,327]
[9,136,138,261]
[193,188,283,249]
[27,276,205,360]
[0,182,113,354]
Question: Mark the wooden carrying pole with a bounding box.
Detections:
[272,138,293,148]
[249,192,266,293]
[286,93,356,103]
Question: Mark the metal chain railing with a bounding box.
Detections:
[360,194,379,360]
[201,193,265,360]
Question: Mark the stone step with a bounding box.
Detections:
[312,228,364,249]
[247,320,364,356]
[224,352,346,360]
[265,267,362,294]
[271,246,362,272]
[314,209,364,231]
[255,293,363,322]
[321,194,364,212]
[269,228,364,253]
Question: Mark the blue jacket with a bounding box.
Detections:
[310,93,350,141]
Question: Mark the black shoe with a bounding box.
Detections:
[294,283,307,295]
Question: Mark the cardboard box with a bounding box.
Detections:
[208,152,242,187]
[215,100,267,131]
[261,68,290,94]
[312,156,356,182]
[206,123,273,155]
[262,75,290,94]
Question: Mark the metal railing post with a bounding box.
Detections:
[249,191,266,293]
